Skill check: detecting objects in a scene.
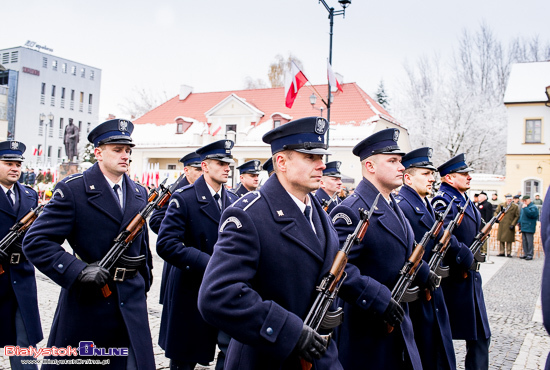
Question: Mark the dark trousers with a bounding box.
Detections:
[215,330,231,370]
[170,360,196,370]
[522,232,534,258]
[9,308,38,370]
[465,336,490,370]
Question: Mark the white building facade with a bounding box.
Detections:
[0,45,101,169]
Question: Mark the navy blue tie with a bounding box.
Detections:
[6,189,14,208]
[214,193,221,210]
[113,184,122,208]
[304,205,312,220]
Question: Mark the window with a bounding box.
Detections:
[176,122,183,134]
[70,89,75,110]
[47,146,52,158]
[40,83,46,105]
[167,164,177,170]
[59,118,64,129]
[59,118,64,138]
[78,121,82,132]
[79,92,84,112]
[226,124,236,133]
[51,85,56,97]
[71,66,76,76]
[87,122,91,133]
[42,57,48,68]
[52,60,58,71]
[90,70,95,80]
[10,51,18,63]
[41,83,46,95]
[51,85,56,106]
[2,53,8,64]
[80,68,85,78]
[58,147,62,158]
[274,120,281,128]
[61,87,65,99]
[80,92,84,103]
[88,94,93,105]
[62,63,67,73]
[524,179,541,198]
[70,90,75,101]
[525,119,542,143]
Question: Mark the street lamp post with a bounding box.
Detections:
[309,93,324,118]
[41,113,54,167]
[317,0,351,160]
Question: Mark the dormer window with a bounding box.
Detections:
[274,120,281,128]
[176,122,183,134]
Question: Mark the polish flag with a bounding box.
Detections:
[209,122,222,136]
[284,61,308,108]
[327,60,343,92]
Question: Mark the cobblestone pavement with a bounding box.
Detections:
[1,240,548,369]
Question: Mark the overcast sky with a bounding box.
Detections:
[3,0,549,120]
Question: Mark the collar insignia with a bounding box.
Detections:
[277,210,284,216]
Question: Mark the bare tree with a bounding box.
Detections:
[243,53,304,89]
[119,87,169,119]
[394,24,549,175]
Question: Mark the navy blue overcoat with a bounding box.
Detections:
[198,175,343,369]
[23,163,155,369]
[330,178,422,370]
[149,176,190,305]
[540,186,550,369]
[156,174,238,364]
[0,182,43,347]
[396,184,456,370]
[431,182,490,341]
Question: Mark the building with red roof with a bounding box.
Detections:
[130,82,410,187]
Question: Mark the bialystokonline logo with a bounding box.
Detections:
[3,341,128,358]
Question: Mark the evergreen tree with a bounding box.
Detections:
[376,80,389,110]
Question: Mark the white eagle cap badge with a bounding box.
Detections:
[393,129,400,142]
[10,141,19,150]
[119,120,129,132]
[254,160,260,170]
[225,140,232,150]
[336,161,341,171]
[427,148,433,159]
[315,118,326,135]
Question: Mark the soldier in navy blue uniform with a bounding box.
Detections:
[330,128,422,370]
[233,159,261,197]
[431,153,490,370]
[198,117,343,369]
[24,119,155,370]
[315,161,343,213]
[540,186,550,369]
[395,147,456,370]
[262,157,274,177]
[156,140,239,370]
[0,141,42,370]
[149,152,202,307]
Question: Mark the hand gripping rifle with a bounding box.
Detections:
[386,201,452,333]
[428,199,468,282]
[399,200,454,304]
[0,204,45,274]
[99,176,182,297]
[300,193,381,370]
[464,201,512,277]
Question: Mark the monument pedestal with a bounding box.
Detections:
[58,162,80,181]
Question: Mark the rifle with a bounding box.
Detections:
[399,200,455,304]
[0,204,45,275]
[464,201,512,277]
[99,177,179,297]
[300,193,381,370]
[386,200,452,332]
[321,192,340,212]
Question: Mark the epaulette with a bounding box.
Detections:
[231,191,261,211]
[63,174,83,183]
[175,183,194,194]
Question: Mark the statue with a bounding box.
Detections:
[64,118,79,161]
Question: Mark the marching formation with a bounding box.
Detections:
[1,115,520,370]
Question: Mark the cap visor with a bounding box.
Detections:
[455,166,474,173]
[295,148,332,156]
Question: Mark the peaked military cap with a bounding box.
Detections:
[402,147,437,171]
[179,152,202,168]
[196,140,235,163]
[262,116,331,155]
[323,161,342,178]
[238,159,262,175]
[352,128,405,161]
[437,153,474,177]
[88,119,135,147]
[0,141,26,162]
[262,158,274,176]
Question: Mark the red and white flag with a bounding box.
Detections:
[327,60,343,92]
[284,61,308,108]
[209,122,222,136]
[38,146,43,156]
[32,146,38,156]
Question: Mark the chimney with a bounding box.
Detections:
[179,85,193,101]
